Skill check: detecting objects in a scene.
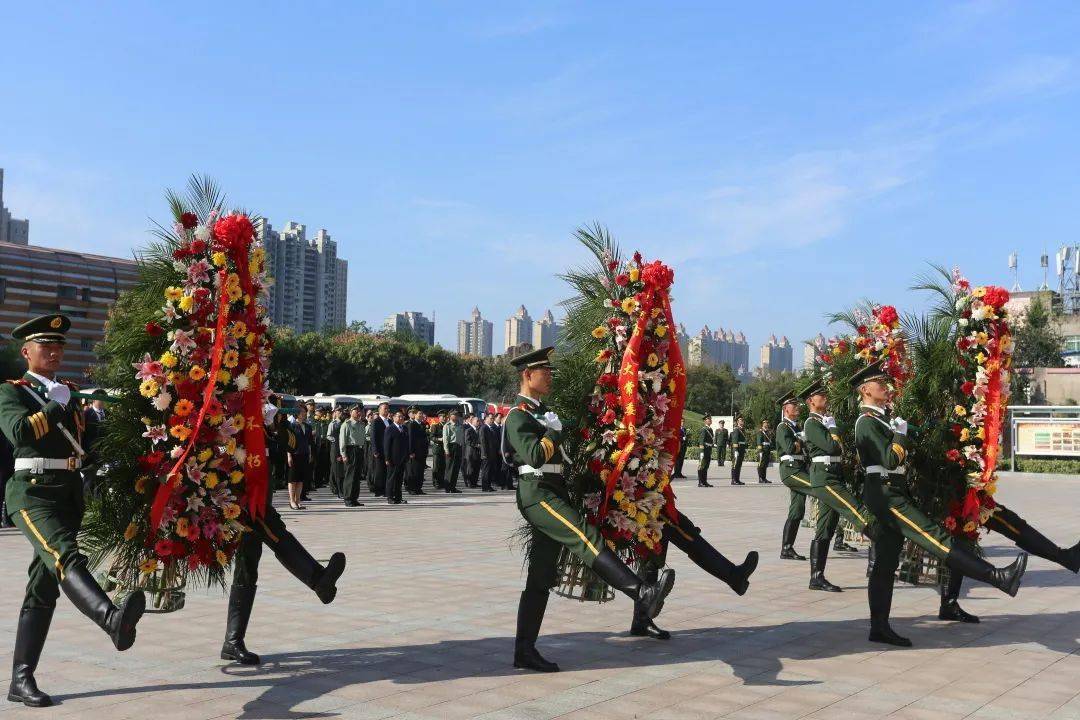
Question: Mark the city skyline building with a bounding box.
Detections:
[384,311,436,345]
[504,305,533,353]
[259,219,348,334]
[803,333,827,370]
[0,169,30,246]
[0,241,138,381]
[532,309,561,349]
[686,325,751,376]
[457,306,494,357]
[760,334,794,373]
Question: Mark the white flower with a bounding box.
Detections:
[173,261,188,273]
[151,391,173,412]
[233,447,247,467]
[194,225,211,242]
[142,424,168,445]
[233,373,250,391]
[170,446,185,459]
[958,319,969,327]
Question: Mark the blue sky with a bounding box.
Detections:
[3,1,1079,366]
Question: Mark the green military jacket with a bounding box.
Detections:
[775,418,806,470]
[429,422,445,455]
[757,429,773,451]
[699,426,714,448]
[730,427,747,451]
[714,427,729,448]
[854,404,910,481]
[0,373,84,466]
[503,395,562,481]
[804,412,845,481]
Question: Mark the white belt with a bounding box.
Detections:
[812,456,843,464]
[518,464,562,475]
[14,458,83,472]
[867,464,906,476]
[780,455,803,463]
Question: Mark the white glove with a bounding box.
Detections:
[543,411,562,432]
[823,416,837,429]
[890,417,908,436]
[46,382,70,407]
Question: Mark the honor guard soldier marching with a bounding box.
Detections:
[775,392,808,561]
[697,416,715,487]
[851,360,1027,646]
[1,315,147,707]
[504,347,675,672]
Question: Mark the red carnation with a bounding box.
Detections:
[188,239,207,255]
[155,539,175,557]
[876,305,899,327]
[603,392,619,408]
[633,251,642,265]
[960,381,975,396]
[600,409,616,425]
[180,212,198,230]
[145,322,163,337]
[946,449,962,463]
[172,246,192,261]
[857,325,868,335]
[212,213,255,250]
[599,373,617,387]
[615,273,629,287]
[983,286,1010,309]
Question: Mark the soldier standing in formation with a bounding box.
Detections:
[730,417,748,485]
[775,393,808,562]
[851,360,1027,646]
[755,420,773,483]
[339,405,366,507]
[503,347,675,672]
[1,315,147,707]
[220,398,347,667]
[697,416,715,487]
[714,420,729,468]
[673,425,688,478]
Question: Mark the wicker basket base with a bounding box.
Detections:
[897,541,944,586]
[553,546,615,603]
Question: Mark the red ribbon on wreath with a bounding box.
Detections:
[233,245,269,520]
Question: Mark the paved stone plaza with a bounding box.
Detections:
[1,465,1079,719]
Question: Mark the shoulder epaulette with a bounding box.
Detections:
[5,379,28,386]
[60,380,80,390]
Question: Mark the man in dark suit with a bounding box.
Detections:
[480,413,500,492]
[383,409,410,505]
[406,408,429,495]
[673,425,688,478]
[464,416,482,488]
[369,402,390,496]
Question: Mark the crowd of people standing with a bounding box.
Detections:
[264,400,518,509]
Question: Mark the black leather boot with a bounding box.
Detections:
[833,533,858,552]
[945,545,1027,597]
[274,534,346,604]
[938,572,979,623]
[867,570,910,647]
[630,565,672,639]
[60,564,145,651]
[7,608,53,707]
[0,502,13,528]
[780,519,807,560]
[676,532,759,596]
[221,585,261,664]
[1007,515,1080,573]
[590,549,674,619]
[513,590,559,672]
[808,540,842,592]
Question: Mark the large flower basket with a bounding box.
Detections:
[554,547,615,603]
[897,540,943,586]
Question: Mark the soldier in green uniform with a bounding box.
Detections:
[505,347,675,672]
[714,420,729,467]
[775,392,808,561]
[696,416,714,487]
[755,420,773,483]
[1,315,146,707]
[220,398,347,666]
[430,411,446,490]
[851,360,1027,646]
[730,417,748,485]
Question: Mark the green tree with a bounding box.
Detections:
[684,364,739,415]
[1014,297,1064,368]
[737,370,800,428]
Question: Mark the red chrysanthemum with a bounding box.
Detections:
[180,212,198,230]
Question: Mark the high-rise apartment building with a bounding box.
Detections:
[803,333,826,369]
[532,309,561,349]
[0,169,30,246]
[457,307,494,357]
[687,326,751,376]
[0,242,138,381]
[385,311,435,345]
[760,334,794,373]
[260,219,348,333]
[504,305,533,352]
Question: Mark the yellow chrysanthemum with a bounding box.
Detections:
[592,326,609,339]
[211,251,228,267]
[139,558,158,575]
[178,295,194,312]
[962,520,977,533]
[613,489,625,502]
[647,353,659,368]
[628,267,640,282]
[124,523,139,541]
[973,287,987,298]
[223,350,239,368]
[159,351,178,369]
[227,285,243,302]
[196,448,212,463]
[205,472,219,489]
[189,366,206,382]
[976,427,985,440]
[954,405,967,417]
[217,369,231,384]
[621,297,639,314]
[164,286,183,301]
[655,324,668,337]
[226,438,237,455]
[139,379,159,398]
[229,470,244,485]
[232,414,246,431]
[959,428,971,442]
[245,332,257,347]
[224,503,241,519]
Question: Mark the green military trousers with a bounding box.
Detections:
[516,475,604,592]
[778,465,808,523]
[232,503,295,587]
[5,469,86,610]
[864,476,953,561]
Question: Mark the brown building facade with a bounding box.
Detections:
[0,241,139,382]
